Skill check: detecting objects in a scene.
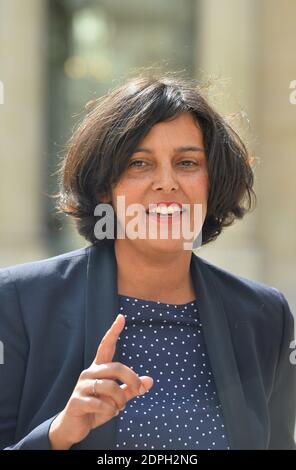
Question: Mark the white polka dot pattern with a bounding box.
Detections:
[115,295,230,450]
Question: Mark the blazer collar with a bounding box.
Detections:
[79,242,257,450]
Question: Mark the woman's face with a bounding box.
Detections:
[111,112,209,254]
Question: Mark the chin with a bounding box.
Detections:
[141,237,192,255]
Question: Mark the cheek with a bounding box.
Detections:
[112,180,146,210]
[184,174,208,201]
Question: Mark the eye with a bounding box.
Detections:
[178,160,198,167]
[128,159,147,168]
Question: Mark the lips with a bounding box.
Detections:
[146,202,184,215]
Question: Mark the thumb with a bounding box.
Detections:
[139,376,154,393]
[120,375,154,401]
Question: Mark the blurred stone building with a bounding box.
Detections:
[0,0,295,312]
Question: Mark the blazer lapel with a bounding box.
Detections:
[190,253,259,449]
[83,242,119,369]
[73,242,119,450]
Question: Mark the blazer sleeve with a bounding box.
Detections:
[0,268,56,449]
[268,291,296,449]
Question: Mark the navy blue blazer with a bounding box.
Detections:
[0,242,295,450]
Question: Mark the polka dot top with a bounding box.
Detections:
[115,295,230,450]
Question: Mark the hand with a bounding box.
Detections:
[49,314,154,449]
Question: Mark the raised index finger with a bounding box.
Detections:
[94,314,125,365]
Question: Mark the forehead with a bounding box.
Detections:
[140,113,203,146]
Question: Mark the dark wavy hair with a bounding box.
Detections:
[57,75,255,246]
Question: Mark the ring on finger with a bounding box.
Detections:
[93,378,99,397]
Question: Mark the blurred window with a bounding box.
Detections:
[47,0,196,252]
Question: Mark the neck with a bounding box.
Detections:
[114,240,195,304]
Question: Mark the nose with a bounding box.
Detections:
[151,165,179,193]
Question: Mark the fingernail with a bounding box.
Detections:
[139,385,147,395]
[115,410,120,416]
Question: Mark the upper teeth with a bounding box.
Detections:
[148,205,182,215]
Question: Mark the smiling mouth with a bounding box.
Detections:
[146,209,184,217]
[146,203,185,217]
[145,207,185,224]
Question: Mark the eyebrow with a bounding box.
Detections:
[133,145,205,154]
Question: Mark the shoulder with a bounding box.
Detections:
[196,254,279,296]
[0,246,95,336]
[0,245,91,288]
[193,254,293,324]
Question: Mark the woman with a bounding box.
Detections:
[0,76,295,450]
